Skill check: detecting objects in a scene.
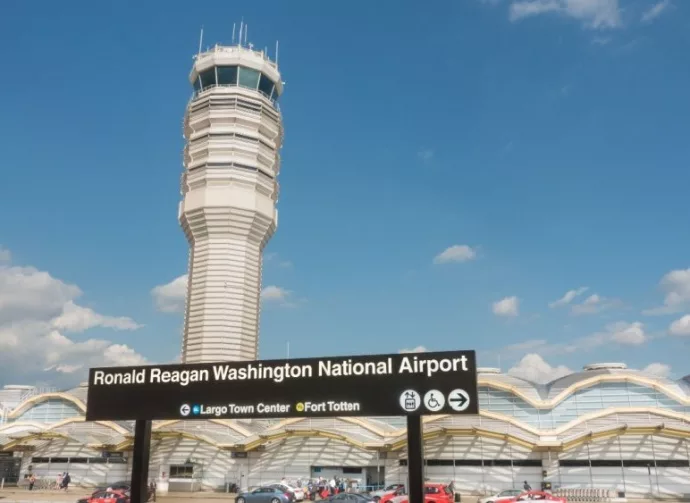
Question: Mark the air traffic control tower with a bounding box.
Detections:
[179,36,284,363]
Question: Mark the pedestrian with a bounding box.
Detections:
[28,474,35,491]
[62,472,71,491]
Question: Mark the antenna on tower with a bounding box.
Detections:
[197,26,204,56]
[232,23,236,44]
[239,19,244,47]
[244,24,248,45]
[275,40,279,66]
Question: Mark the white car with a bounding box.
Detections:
[271,483,305,501]
[478,490,523,503]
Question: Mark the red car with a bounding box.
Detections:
[383,484,454,503]
[80,489,130,503]
[509,491,566,503]
[379,486,406,503]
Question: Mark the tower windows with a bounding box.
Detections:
[192,65,280,104]
[199,68,216,90]
[258,73,275,98]
[217,66,238,85]
[238,67,260,90]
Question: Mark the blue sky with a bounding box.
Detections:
[0,0,689,386]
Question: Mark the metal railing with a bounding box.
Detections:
[189,84,280,112]
[194,44,279,69]
[552,488,625,502]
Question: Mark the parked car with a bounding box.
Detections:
[371,484,406,502]
[79,483,156,503]
[383,484,454,503]
[379,486,408,503]
[78,489,130,503]
[478,489,523,503]
[92,481,132,494]
[325,494,376,503]
[269,482,305,501]
[237,486,295,503]
[509,491,567,503]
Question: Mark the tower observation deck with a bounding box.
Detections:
[179,42,284,363]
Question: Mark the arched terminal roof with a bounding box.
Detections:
[545,362,690,401]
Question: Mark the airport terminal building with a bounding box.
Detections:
[1,363,689,498]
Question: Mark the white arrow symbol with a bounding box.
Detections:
[180,404,191,416]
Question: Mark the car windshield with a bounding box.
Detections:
[425,487,441,494]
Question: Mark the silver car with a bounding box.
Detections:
[237,486,293,503]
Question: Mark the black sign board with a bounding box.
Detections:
[85,350,478,421]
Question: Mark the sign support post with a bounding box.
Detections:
[407,415,424,503]
[131,419,152,503]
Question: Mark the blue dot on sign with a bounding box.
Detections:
[192,405,200,415]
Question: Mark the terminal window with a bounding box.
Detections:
[170,465,195,478]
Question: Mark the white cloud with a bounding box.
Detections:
[509,0,621,29]
[643,268,690,315]
[669,315,690,336]
[0,247,10,263]
[265,253,293,269]
[151,275,187,313]
[570,293,622,315]
[642,362,671,378]
[493,296,519,317]
[399,346,428,353]
[607,321,647,345]
[261,285,291,303]
[44,364,83,374]
[52,301,142,333]
[0,265,81,324]
[641,0,671,22]
[500,320,648,358]
[433,245,477,264]
[508,353,572,383]
[592,36,612,45]
[0,254,144,386]
[572,293,602,313]
[549,287,588,308]
[418,149,434,163]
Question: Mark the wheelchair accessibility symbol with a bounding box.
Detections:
[423,390,445,412]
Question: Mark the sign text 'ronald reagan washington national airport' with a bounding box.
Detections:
[85,351,479,421]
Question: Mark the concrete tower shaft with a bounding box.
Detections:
[179,44,284,364]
